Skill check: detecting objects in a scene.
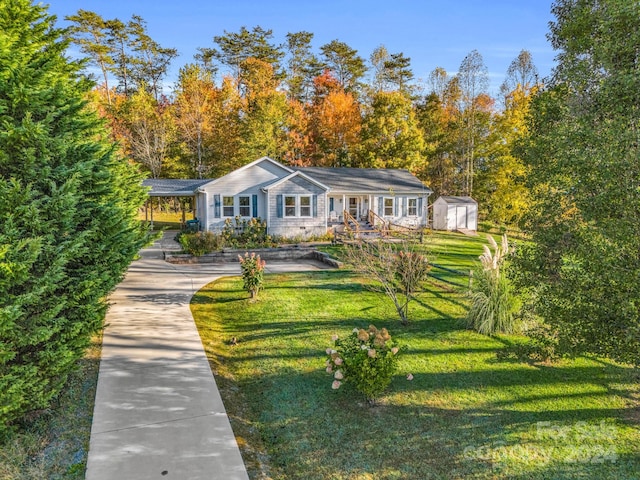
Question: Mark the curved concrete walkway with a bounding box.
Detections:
[86,233,329,480]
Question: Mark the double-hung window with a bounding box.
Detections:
[408,198,417,216]
[384,197,394,217]
[284,196,296,217]
[238,196,251,217]
[223,196,234,217]
[299,195,312,217]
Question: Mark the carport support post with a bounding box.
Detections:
[150,196,154,230]
[181,198,186,229]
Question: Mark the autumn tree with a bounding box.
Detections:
[308,71,362,166]
[173,64,219,178]
[516,0,640,365]
[499,49,539,103]
[369,45,390,92]
[0,0,148,432]
[359,91,424,170]
[237,58,289,161]
[119,87,175,177]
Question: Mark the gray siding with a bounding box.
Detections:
[268,176,327,239]
[203,161,287,231]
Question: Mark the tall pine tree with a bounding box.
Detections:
[0,0,149,432]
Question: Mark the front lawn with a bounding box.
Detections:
[192,234,640,480]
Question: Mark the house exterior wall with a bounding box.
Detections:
[328,192,429,227]
[201,161,289,232]
[267,175,327,238]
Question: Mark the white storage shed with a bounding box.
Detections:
[432,196,478,231]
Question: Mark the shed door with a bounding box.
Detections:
[456,206,467,229]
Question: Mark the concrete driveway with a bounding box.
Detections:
[85,234,330,480]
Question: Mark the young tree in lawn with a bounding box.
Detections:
[0,0,149,433]
[344,241,430,325]
[516,0,640,365]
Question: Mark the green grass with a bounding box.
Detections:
[0,335,101,480]
[192,233,640,480]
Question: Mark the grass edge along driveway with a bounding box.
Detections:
[192,234,640,480]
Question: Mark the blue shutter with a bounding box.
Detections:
[394,198,399,217]
[252,194,258,218]
[329,197,334,212]
[402,197,407,216]
[418,197,424,218]
[312,195,318,217]
[276,194,283,218]
[214,194,221,218]
[378,196,383,216]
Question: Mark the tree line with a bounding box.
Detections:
[67,12,540,226]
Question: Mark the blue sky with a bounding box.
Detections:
[45,0,557,96]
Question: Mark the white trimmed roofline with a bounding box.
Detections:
[261,170,331,192]
[197,156,294,190]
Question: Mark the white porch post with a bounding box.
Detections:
[342,194,346,218]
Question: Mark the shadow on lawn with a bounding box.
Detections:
[226,363,639,480]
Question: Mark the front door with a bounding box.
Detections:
[348,197,358,218]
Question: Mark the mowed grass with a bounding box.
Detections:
[192,232,640,480]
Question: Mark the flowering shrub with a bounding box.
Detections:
[238,252,266,299]
[326,325,404,403]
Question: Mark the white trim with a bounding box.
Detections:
[204,156,294,189]
[222,195,235,217]
[383,197,395,217]
[283,194,312,218]
[238,195,252,218]
[261,170,330,192]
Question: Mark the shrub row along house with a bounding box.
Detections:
[143,157,433,238]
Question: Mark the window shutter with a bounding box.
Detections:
[313,195,318,217]
[252,194,258,218]
[329,197,334,212]
[402,197,407,216]
[418,197,423,217]
[394,198,399,217]
[214,194,221,218]
[276,194,283,218]
[378,196,383,216]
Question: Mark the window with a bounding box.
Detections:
[384,197,394,217]
[299,196,311,217]
[284,196,296,217]
[239,196,250,217]
[223,196,234,217]
[408,198,417,216]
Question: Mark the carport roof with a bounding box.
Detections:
[142,178,212,196]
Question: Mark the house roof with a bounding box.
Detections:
[142,178,212,196]
[262,170,330,192]
[295,167,432,194]
[436,195,478,204]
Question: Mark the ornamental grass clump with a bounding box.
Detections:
[238,252,266,299]
[326,325,404,404]
[466,234,519,335]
